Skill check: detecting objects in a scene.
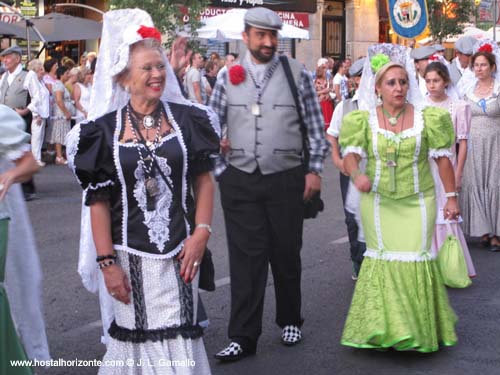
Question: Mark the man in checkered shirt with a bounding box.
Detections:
[210,7,328,363]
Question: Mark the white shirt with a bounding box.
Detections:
[216,65,228,81]
[0,64,48,118]
[327,91,359,138]
[185,67,206,104]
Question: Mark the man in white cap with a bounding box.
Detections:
[449,36,476,87]
[210,6,328,362]
[410,45,436,96]
[0,46,45,201]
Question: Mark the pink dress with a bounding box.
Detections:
[427,97,476,277]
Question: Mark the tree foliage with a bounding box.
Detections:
[427,0,475,42]
[108,0,210,47]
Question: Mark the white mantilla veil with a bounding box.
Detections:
[457,38,500,98]
[66,8,219,344]
[357,43,426,112]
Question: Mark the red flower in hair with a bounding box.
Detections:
[229,64,246,85]
[428,54,440,61]
[478,44,493,53]
[137,25,162,41]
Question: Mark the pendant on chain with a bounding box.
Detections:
[143,115,155,129]
[388,117,398,126]
[145,177,160,197]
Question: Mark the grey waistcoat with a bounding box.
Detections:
[226,58,303,175]
[0,70,29,109]
[342,98,359,115]
[448,61,462,86]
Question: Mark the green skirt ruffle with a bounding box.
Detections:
[341,257,457,353]
[0,219,32,375]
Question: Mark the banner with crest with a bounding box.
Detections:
[387,0,429,39]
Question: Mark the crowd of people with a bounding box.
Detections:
[0,48,96,176]
[1,5,499,375]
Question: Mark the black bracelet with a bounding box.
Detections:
[96,253,117,263]
[98,259,116,269]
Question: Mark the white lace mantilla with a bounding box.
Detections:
[133,157,173,253]
[364,248,436,262]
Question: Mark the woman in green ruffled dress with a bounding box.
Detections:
[339,44,459,352]
[0,104,40,374]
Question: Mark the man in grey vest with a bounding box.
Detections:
[449,36,475,95]
[326,58,366,281]
[410,45,435,97]
[0,46,43,201]
[210,7,328,362]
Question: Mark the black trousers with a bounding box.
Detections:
[219,165,305,350]
[21,114,35,197]
[339,173,364,270]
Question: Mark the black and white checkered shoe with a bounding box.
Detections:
[214,342,255,362]
[282,325,302,346]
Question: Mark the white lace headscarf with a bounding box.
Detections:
[357,43,426,112]
[458,39,500,98]
[88,8,190,121]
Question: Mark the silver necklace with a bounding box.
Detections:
[127,104,163,204]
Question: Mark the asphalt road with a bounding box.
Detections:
[25,160,500,375]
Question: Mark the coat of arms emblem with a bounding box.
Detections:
[393,0,422,28]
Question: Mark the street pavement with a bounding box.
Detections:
[26,160,500,375]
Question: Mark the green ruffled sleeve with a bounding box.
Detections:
[423,106,455,158]
[339,110,369,158]
[0,104,30,161]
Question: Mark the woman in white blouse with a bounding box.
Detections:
[27,59,50,167]
[73,67,93,123]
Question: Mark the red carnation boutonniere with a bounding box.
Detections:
[478,44,493,54]
[428,54,440,61]
[137,25,162,42]
[229,64,246,85]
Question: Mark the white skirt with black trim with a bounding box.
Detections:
[98,251,211,375]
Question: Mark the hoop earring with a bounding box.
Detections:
[376,93,383,106]
[125,85,130,94]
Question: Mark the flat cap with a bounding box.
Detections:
[455,36,476,55]
[410,46,436,61]
[244,7,282,31]
[349,57,366,77]
[0,45,23,57]
[433,44,445,52]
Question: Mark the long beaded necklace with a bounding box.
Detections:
[127,102,163,211]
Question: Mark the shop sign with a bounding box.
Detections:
[199,7,309,28]
[0,0,38,24]
[210,0,316,13]
[18,0,38,18]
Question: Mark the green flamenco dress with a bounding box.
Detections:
[339,106,458,352]
[1,219,32,375]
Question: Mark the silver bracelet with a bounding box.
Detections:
[444,191,459,198]
[196,223,212,234]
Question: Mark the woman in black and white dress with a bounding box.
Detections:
[67,9,220,374]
